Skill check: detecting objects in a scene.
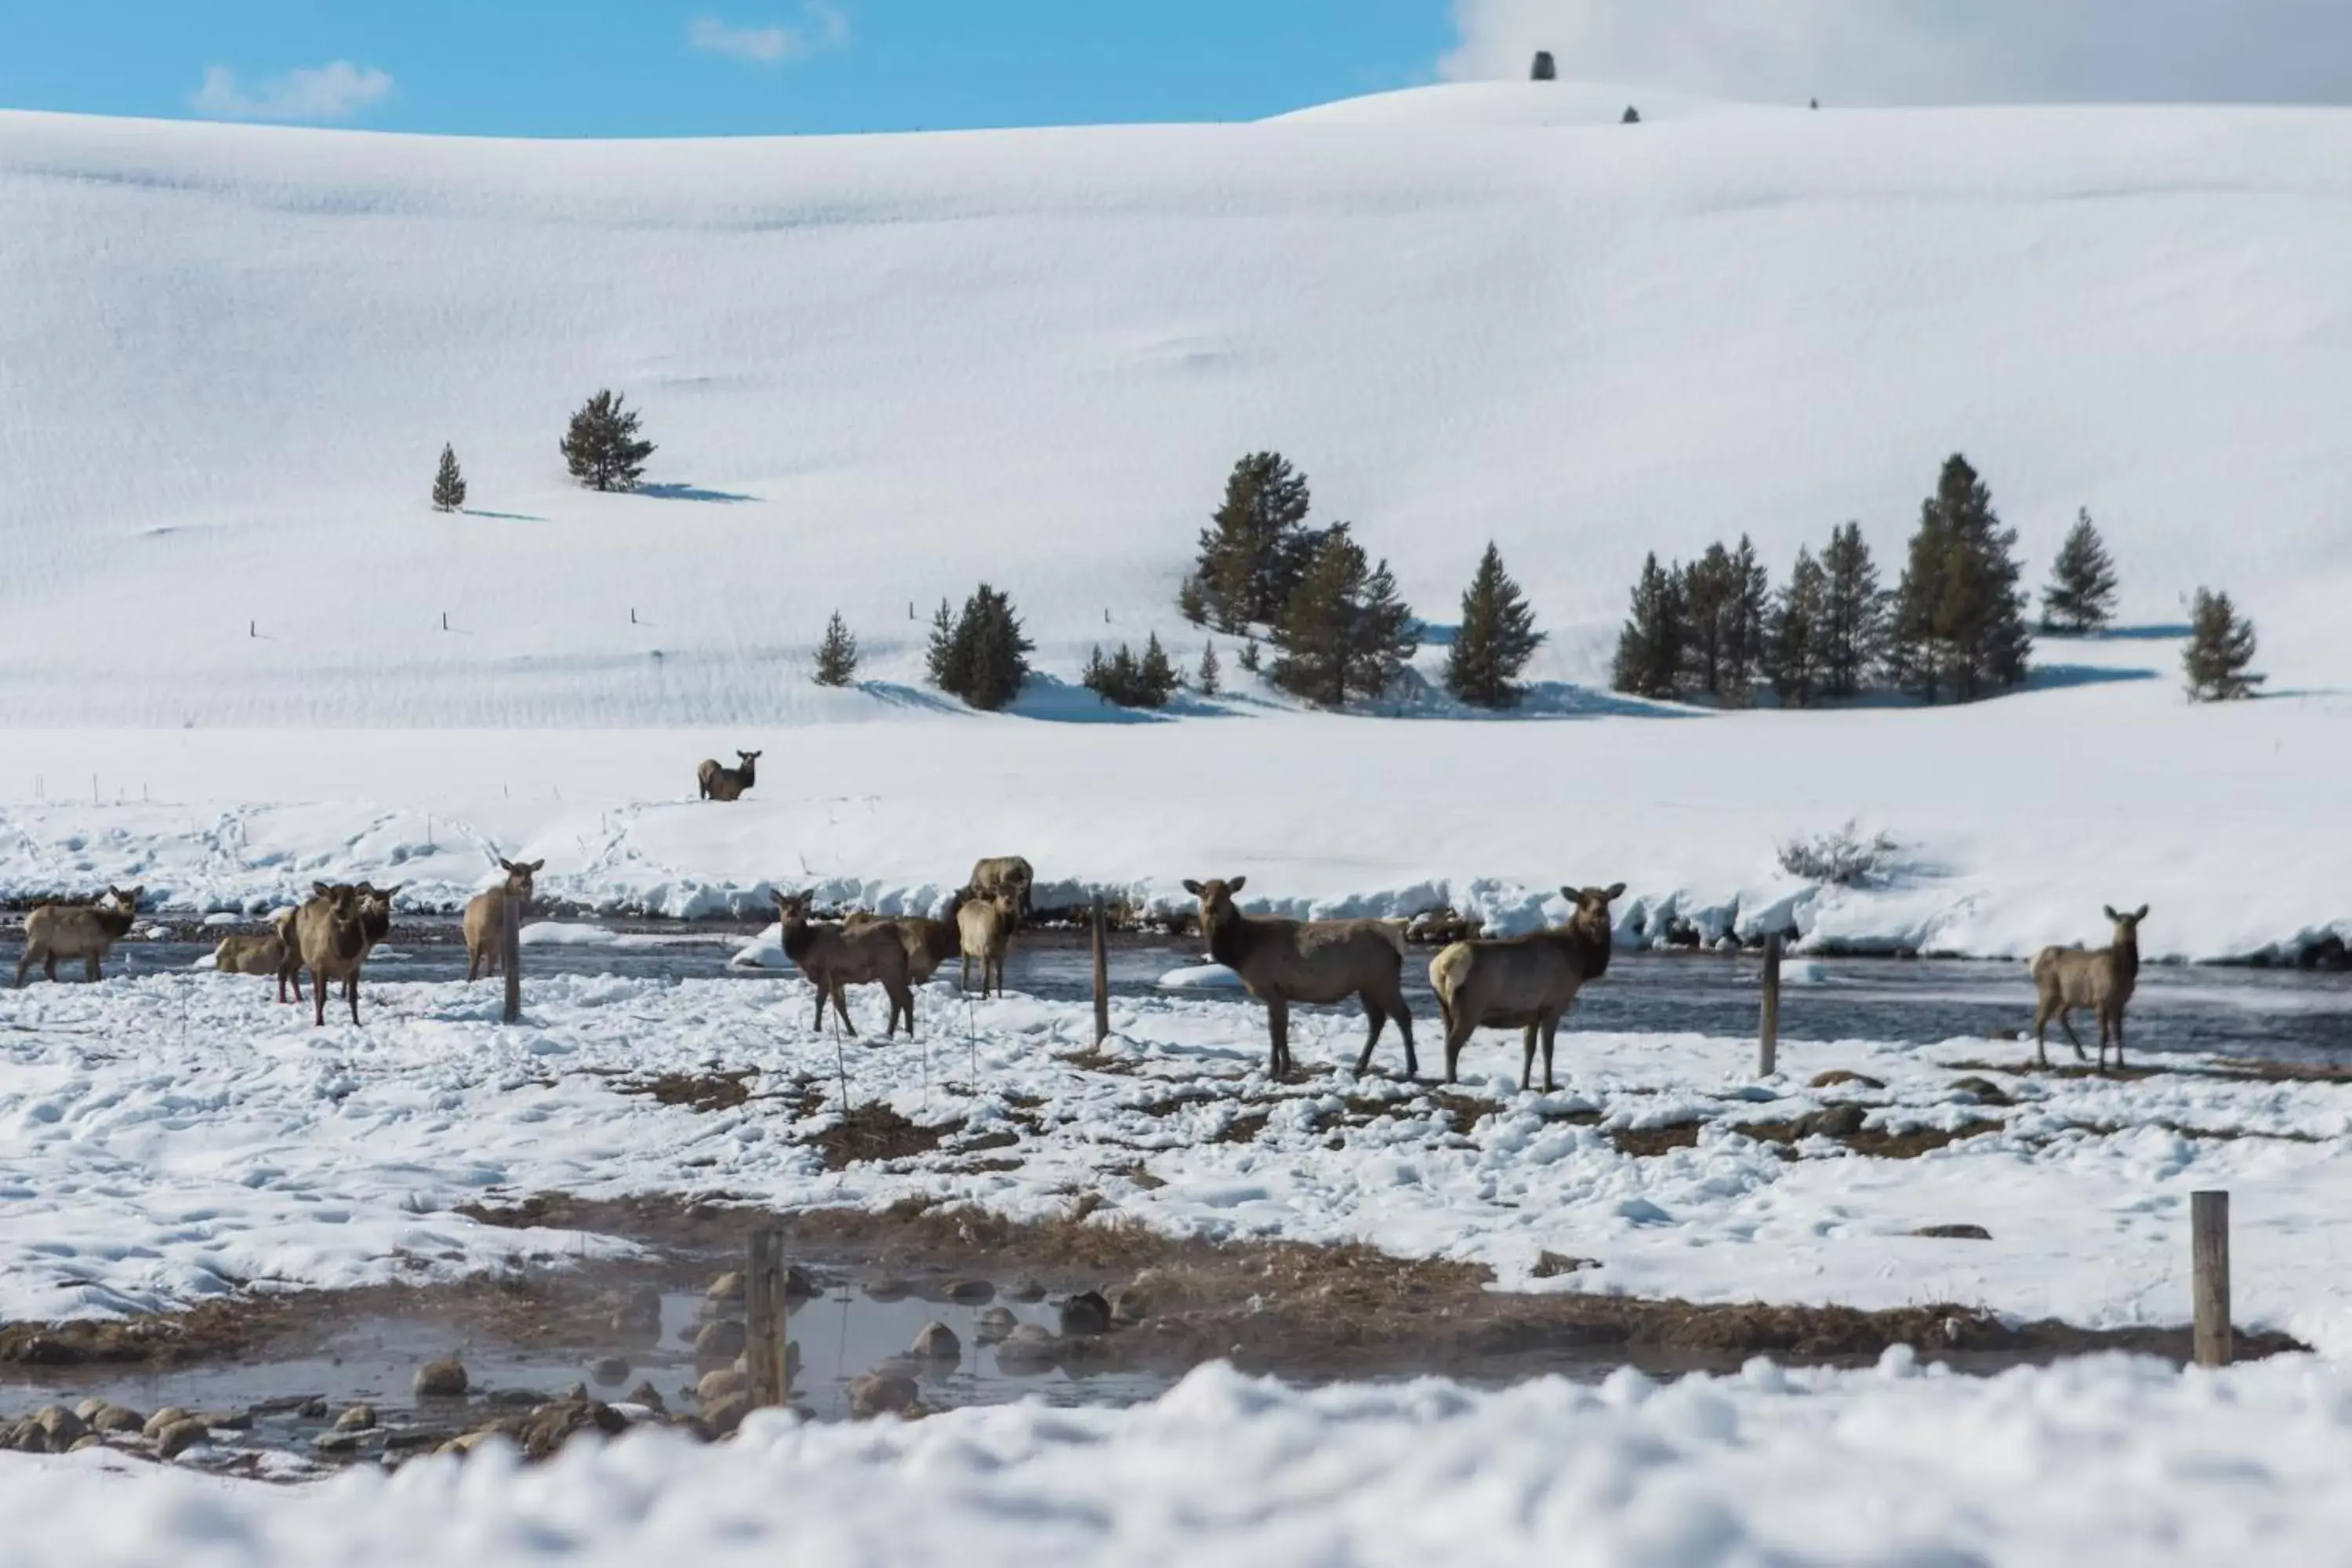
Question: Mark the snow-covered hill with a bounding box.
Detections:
[2,88,2348,952]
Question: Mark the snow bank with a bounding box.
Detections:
[9,971,2352,1355]
[1158,964,1246,991]
[11,1357,2352,1563]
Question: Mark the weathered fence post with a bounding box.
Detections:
[501,889,522,1025]
[746,1226,787,1406]
[1759,932,1782,1077]
[2193,1189,2231,1367]
[1091,894,1110,1047]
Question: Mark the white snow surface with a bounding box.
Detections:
[13,1356,2352,1565]
[9,970,2352,1357]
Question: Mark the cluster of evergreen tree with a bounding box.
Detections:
[1083,634,1180,709]
[926,585,1033,711]
[1612,456,2044,707]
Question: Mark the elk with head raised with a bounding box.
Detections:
[1181,876,1414,1078]
[1429,884,1624,1093]
[292,881,375,1027]
[956,887,1018,998]
[463,857,543,982]
[14,885,142,987]
[2030,904,2147,1073]
[697,750,763,802]
[771,890,916,1039]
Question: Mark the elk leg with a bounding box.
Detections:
[348,975,361,1026]
[312,969,327,1028]
[960,953,971,992]
[1540,1012,1562,1094]
[2111,1012,2126,1071]
[1444,1005,1475,1084]
[811,982,828,1033]
[1519,1024,1539,1092]
[833,981,858,1038]
[894,984,915,1039]
[1353,990,1387,1075]
[13,949,32,988]
[86,953,101,982]
[2057,1009,2089,1062]
[1265,996,1290,1078]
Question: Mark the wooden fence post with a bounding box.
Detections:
[1091,894,1110,1047]
[1759,932,1782,1077]
[501,890,522,1025]
[746,1226,787,1406]
[2193,1189,2231,1367]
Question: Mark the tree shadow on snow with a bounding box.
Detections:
[1007,675,1178,725]
[2023,663,2158,692]
[460,508,549,523]
[2066,622,2191,643]
[639,484,760,504]
[860,682,969,716]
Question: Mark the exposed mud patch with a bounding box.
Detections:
[811,1104,953,1170]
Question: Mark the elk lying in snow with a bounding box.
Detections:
[216,911,300,998]
[957,890,1018,998]
[1430,884,1625,1092]
[463,858,543,982]
[293,882,372,1027]
[14,885,142,986]
[967,856,1035,923]
[697,750,763,802]
[2030,904,2147,1072]
[772,891,916,1039]
[1182,876,1414,1077]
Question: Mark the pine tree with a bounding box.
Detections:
[1820,521,1883,699]
[1269,525,1418,707]
[1611,552,1684,699]
[1768,547,1829,706]
[559,390,655,492]
[1237,637,1261,673]
[2041,507,2120,633]
[1197,639,1221,696]
[1188,452,1321,633]
[1177,576,1209,626]
[924,598,965,693]
[1622,105,1642,124]
[2183,588,2263,702]
[814,611,859,687]
[1891,455,2031,702]
[1720,535,1771,706]
[430,444,466,513]
[1443,542,1546,709]
[1680,544,1734,698]
[1138,633,1178,706]
[956,584,1033,711]
[1530,50,1557,81]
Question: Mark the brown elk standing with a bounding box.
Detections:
[967,856,1034,923]
[855,902,964,1035]
[463,858,543,982]
[2030,905,2147,1073]
[14,885,142,986]
[293,882,373,1027]
[697,750,763,802]
[772,890,916,1039]
[957,889,1018,998]
[1181,877,1414,1078]
[1429,884,1624,1093]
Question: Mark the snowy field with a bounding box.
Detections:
[11,1356,2352,1566]
[9,969,2352,1356]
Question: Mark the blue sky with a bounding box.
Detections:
[0,2,1457,136]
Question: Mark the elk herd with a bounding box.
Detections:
[7,864,2156,1081]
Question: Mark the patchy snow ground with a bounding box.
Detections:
[12,1355,2352,1565]
[8,971,2352,1356]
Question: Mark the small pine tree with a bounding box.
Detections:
[2041,507,2120,633]
[560,390,655,492]
[1178,576,1209,626]
[1720,535,1771,706]
[1237,637,1261,673]
[2182,588,2263,702]
[955,583,1033,711]
[1189,452,1320,633]
[430,444,466,513]
[1269,525,1417,707]
[1197,639,1221,696]
[814,611,859,687]
[1892,454,2031,702]
[1680,544,1734,698]
[924,597,964,693]
[1611,552,1684,699]
[1137,633,1178,706]
[1622,105,1641,124]
[1444,541,1546,709]
[1820,521,1884,699]
[1531,50,1557,81]
[1768,546,1829,706]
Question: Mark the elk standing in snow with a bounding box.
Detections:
[1181,876,1414,1078]
[463,858,542,982]
[2030,905,2147,1072]
[13,885,142,986]
[957,889,1018,998]
[772,890,916,1039]
[697,750,763,802]
[293,882,373,1027]
[1429,884,1624,1092]
[967,856,1035,923]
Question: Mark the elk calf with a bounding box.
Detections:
[2031,905,2147,1073]
[957,890,1018,998]
[14,885,142,986]
[697,750,763,802]
[772,891,915,1039]
[463,858,543,982]
[294,882,374,1027]
[1430,884,1624,1092]
[1182,876,1414,1078]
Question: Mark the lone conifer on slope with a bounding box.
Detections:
[2182,588,2263,702]
[1890,454,2031,703]
[814,612,859,687]
[430,444,466,513]
[1444,542,1545,709]
[2042,507,2120,633]
[560,389,655,492]
[1197,639,1221,697]
[929,585,1033,711]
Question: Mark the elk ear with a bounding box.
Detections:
[527,860,545,873]
[1604,883,1627,902]
[314,881,332,897]
[1181,880,1203,896]
[2103,905,2120,922]
[2133,905,2149,922]
[1226,876,1247,895]
[1560,887,1577,904]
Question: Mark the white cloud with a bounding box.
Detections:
[1444,1,2352,107]
[688,5,850,66]
[190,60,395,123]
